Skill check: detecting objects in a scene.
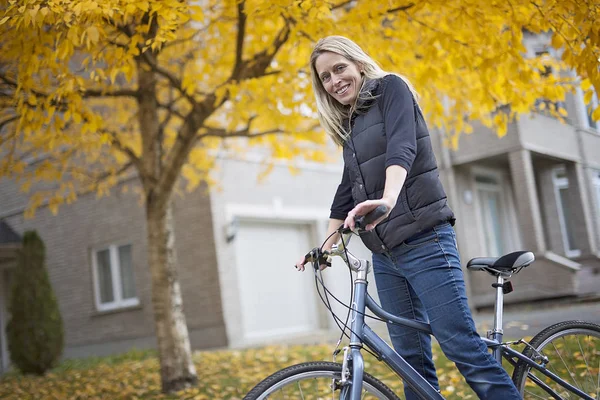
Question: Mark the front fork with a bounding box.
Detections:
[327,252,370,399]
[343,269,369,399]
[335,346,365,399]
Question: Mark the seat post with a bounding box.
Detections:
[490,274,505,362]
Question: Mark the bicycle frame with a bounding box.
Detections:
[335,237,595,400]
[347,275,443,399]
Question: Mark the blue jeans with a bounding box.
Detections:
[371,223,520,400]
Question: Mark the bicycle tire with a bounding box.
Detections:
[512,320,600,399]
[243,361,401,399]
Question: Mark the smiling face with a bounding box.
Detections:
[314,51,363,106]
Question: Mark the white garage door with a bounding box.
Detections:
[234,220,319,342]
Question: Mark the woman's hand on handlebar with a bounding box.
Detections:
[295,251,330,272]
[295,218,343,272]
[344,198,394,231]
[295,255,308,271]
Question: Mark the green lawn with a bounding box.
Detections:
[0,343,486,399]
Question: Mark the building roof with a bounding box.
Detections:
[0,221,21,245]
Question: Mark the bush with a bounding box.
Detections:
[6,230,64,375]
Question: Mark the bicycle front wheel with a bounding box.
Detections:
[243,361,400,399]
[512,320,600,399]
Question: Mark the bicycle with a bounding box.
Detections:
[243,206,600,399]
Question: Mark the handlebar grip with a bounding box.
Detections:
[341,204,389,234]
[302,252,311,266]
[300,248,331,268]
[355,204,389,229]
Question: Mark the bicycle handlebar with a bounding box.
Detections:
[340,205,389,234]
[300,205,389,268]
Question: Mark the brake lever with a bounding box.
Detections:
[300,247,331,269]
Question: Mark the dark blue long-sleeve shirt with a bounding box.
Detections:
[329,75,417,220]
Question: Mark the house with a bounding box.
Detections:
[0,177,229,373]
[443,34,600,307]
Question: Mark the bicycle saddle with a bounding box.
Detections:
[467,251,535,273]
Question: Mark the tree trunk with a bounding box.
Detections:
[146,199,198,392]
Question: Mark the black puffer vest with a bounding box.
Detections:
[343,77,454,253]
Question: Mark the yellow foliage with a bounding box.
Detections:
[0,0,598,215]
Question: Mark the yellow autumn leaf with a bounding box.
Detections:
[581,78,592,91]
[592,106,600,122]
[87,26,100,44]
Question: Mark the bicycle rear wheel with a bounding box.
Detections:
[512,320,600,399]
[243,361,400,399]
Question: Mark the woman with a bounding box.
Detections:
[296,36,521,400]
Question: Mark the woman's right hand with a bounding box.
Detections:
[295,218,343,272]
[295,250,331,272]
[295,255,308,272]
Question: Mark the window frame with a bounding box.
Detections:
[594,171,600,238]
[471,167,520,258]
[552,166,581,258]
[91,243,139,312]
[577,87,600,133]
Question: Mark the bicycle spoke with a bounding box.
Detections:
[297,380,305,400]
[553,339,581,391]
[523,388,551,400]
[578,334,597,392]
[546,361,573,399]
[596,359,599,400]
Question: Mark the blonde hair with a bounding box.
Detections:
[309,35,419,146]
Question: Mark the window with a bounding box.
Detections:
[92,244,138,311]
[475,175,507,257]
[552,167,580,257]
[534,50,567,116]
[583,89,599,131]
[594,171,600,224]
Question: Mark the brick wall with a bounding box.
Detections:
[0,177,226,358]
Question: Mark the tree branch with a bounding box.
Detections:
[109,15,199,106]
[0,114,18,132]
[0,72,17,87]
[98,128,144,174]
[331,1,415,13]
[163,29,203,49]
[0,72,70,110]
[155,89,196,119]
[198,128,285,139]
[199,116,257,139]
[231,0,247,80]
[70,161,135,194]
[83,88,140,98]
[158,100,187,121]
[331,0,354,11]
[387,3,415,13]
[198,119,320,140]
[1,131,18,175]
[158,85,191,124]
[228,16,291,83]
[141,52,197,106]
[402,13,469,47]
